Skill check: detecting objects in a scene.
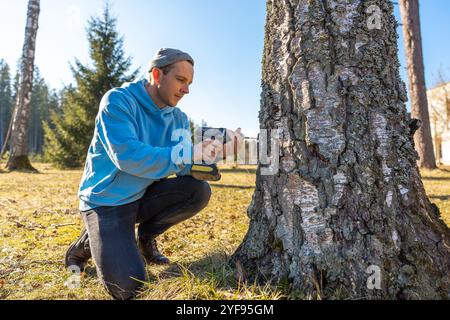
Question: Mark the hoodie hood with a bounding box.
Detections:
[124,78,176,115]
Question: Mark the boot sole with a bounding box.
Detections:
[64,240,87,272]
[142,255,170,265]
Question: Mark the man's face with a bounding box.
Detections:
[155,61,194,107]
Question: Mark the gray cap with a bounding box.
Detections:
[148,48,194,72]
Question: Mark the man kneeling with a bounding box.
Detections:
[64,48,221,300]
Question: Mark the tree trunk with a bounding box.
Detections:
[5,0,40,172]
[399,0,436,169]
[233,0,449,299]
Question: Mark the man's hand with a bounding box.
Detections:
[193,139,223,164]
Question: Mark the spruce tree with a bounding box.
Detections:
[44,4,138,168]
[0,60,13,149]
[28,68,59,155]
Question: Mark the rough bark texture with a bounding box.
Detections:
[399,0,436,169]
[6,0,40,172]
[233,0,450,299]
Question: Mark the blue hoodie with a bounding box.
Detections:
[78,78,192,211]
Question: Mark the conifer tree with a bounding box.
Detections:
[28,68,59,155]
[0,60,13,149]
[44,4,138,167]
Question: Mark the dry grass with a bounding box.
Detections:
[0,162,449,300]
[420,167,450,226]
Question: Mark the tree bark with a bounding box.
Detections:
[399,0,436,169]
[5,0,40,172]
[233,0,449,299]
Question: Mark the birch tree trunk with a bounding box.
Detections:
[5,0,40,171]
[233,0,450,299]
[399,0,436,169]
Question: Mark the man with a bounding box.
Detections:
[64,48,221,300]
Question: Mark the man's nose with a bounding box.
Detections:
[181,84,189,94]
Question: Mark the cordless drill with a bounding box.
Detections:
[190,127,228,181]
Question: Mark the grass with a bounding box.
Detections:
[0,162,449,300]
[420,167,450,226]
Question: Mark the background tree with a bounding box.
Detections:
[0,67,20,160]
[1,63,58,159]
[4,0,40,171]
[28,68,59,155]
[233,0,449,299]
[44,4,138,168]
[399,0,436,169]
[0,60,13,150]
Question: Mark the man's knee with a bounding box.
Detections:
[191,179,211,212]
[103,273,147,300]
[99,256,148,300]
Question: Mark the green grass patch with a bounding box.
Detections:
[0,162,449,299]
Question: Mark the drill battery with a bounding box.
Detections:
[190,127,229,181]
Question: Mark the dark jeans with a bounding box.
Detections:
[80,176,211,300]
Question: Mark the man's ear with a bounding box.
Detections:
[151,68,161,85]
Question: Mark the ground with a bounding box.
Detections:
[0,162,449,300]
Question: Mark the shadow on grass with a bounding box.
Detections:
[160,251,231,276]
[81,251,285,299]
[83,266,98,279]
[210,184,254,190]
[0,168,42,174]
[82,251,232,283]
[430,195,450,201]
[220,168,257,174]
[421,176,450,181]
[80,249,232,283]
[157,251,238,290]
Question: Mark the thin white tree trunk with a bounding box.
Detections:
[6,0,40,171]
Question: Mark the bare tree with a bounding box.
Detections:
[233,0,449,299]
[3,0,40,171]
[399,0,436,169]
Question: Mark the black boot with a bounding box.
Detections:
[64,228,91,272]
[137,236,170,265]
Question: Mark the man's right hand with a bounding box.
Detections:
[193,139,223,164]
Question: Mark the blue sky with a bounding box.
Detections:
[0,1,449,137]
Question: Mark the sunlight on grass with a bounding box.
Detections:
[0,162,449,299]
